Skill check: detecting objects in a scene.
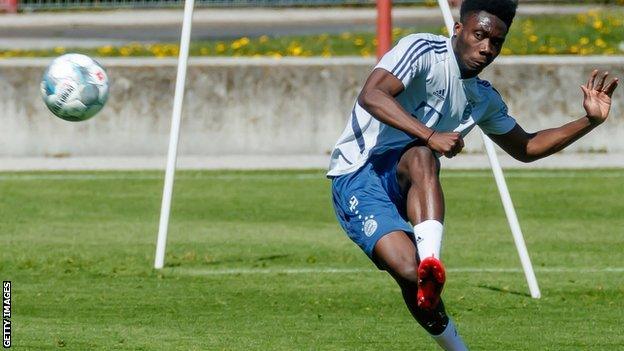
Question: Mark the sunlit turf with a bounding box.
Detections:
[1,169,623,350]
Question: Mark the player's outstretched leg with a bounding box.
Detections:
[374,232,467,350]
[397,145,447,310]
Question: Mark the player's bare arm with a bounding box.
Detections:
[358,69,465,158]
[490,70,619,162]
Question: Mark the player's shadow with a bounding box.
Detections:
[203,254,291,266]
[477,284,531,297]
[256,254,291,261]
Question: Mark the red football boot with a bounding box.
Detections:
[417,255,446,310]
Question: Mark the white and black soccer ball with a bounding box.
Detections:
[41,53,109,122]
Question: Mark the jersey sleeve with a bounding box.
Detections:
[374,34,436,88]
[478,87,517,135]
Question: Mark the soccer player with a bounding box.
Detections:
[327,0,618,350]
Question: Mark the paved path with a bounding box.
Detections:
[0,153,622,171]
[0,5,614,49]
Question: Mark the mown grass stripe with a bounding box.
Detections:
[170,267,624,276]
[0,171,622,181]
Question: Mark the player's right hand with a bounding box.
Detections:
[426,132,464,158]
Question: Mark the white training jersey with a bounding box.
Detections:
[327,33,517,177]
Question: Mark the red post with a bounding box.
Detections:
[376,0,392,61]
[4,0,18,13]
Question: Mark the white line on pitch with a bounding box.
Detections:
[0,172,623,181]
[169,267,624,276]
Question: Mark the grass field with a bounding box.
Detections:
[1,169,623,350]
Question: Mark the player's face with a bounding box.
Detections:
[452,11,508,79]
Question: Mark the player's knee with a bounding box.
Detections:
[391,260,419,286]
[409,146,437,167]
[404,146,439,178]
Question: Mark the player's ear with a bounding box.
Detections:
[453,22,462,37]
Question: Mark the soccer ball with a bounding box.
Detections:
[40,53,109,122]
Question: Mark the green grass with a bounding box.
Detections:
[1,169,623,350]
[3,10,624,58]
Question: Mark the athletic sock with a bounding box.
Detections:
[413,219,443,260]
[431,319,468,351]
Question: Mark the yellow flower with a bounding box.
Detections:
[547,47,557,54]
[392,28,402,36]
[528,35,538,43]
[216,43,226,53]
[593,20,603,30]
[259,35,269,43]
[272,53,282,59]
[569,45,579,54]
[230,38,249,50]
[54,47,66,54]
[595,38,607,48]
[360,48,371,57]
[291,46,303,56]
[501,47,512,55]
[200,47,209,55]
[98,45,114,55]
[119,47,131,56]
[354,37,365,46]
[579,37,590,45]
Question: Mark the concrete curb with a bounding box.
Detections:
[0,153,621,171]
[2,56,624,68]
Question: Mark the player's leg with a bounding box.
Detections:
[330,150,465,349]
[397,145,446,310]
[397,144,445,256]
[373,231,447,333]
[373,232,467,350]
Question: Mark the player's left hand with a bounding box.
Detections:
[581,70,619,125]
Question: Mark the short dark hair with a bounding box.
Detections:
[460,0,518,29]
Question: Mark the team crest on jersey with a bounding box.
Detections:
[477,79,491,88]
[460,101,473,123]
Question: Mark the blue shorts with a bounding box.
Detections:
[331,149,415,267]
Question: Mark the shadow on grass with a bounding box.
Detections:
[166,253,292,267]
[477,284,531,297]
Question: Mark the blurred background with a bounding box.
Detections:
[0,0,623,169]
[1,2,624,349]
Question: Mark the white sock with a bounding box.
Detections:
[431,319,468,351]
[413,220,443,260]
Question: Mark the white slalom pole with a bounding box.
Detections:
[154,0,195,269]
[436,0,541,298]
[482,136,541,298]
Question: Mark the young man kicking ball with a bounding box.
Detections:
[328,0,618,349]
